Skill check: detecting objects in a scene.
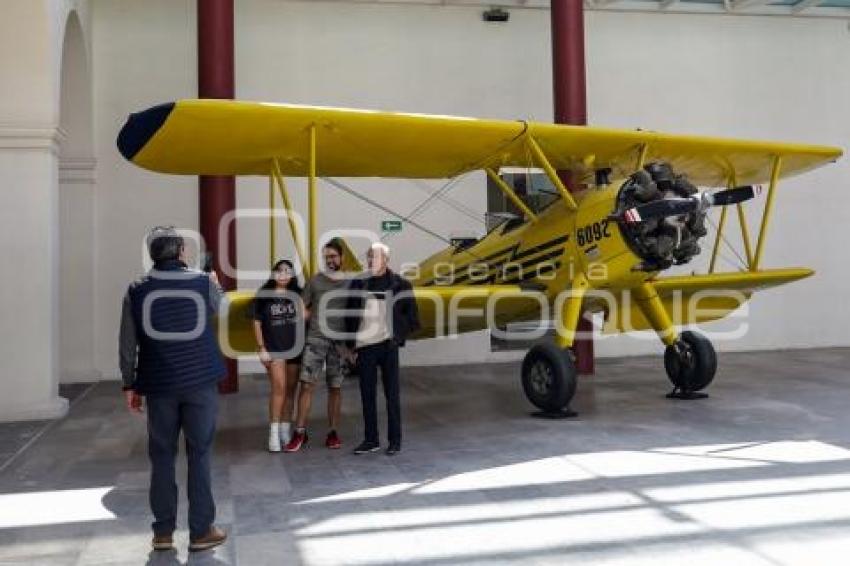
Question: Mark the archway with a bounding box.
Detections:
[58,10,96,384]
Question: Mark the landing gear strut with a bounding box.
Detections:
[521,343,578,418]
[664,330,717,399]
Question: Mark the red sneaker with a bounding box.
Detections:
[325,430,341,449]
[284,429,308,452]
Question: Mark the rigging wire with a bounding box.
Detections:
[375,124,532,243]
[381,174,469,244]
[409,179,484,225]
[321,177,455,247]
[318,124,532,265]
[705,211,749,271]
[322,176,494,264]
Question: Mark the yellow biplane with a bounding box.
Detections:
[118,99,841,414]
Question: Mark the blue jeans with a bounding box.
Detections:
[146,383,218,539]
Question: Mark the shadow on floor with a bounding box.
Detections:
[2,348,850,564]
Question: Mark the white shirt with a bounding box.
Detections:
[355,292,392,349]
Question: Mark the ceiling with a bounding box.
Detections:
[307,0,850,19]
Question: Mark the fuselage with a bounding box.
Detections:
[403,179,670,338]
[408,179,654,298]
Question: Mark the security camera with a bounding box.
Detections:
[482,7,510,22]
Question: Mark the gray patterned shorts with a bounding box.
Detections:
[299,334,346,388]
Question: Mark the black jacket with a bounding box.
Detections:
[345,269,420,349]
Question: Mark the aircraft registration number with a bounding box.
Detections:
[576,220,612,247]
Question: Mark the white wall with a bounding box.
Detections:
[88,0,850,379]
[58,9,98,383]
[91,0,198,377]
[232,0,553,368]
[586,12,850,358]
[0,1,54,126]
[0,0,96,421]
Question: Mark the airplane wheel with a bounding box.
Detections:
[664,330,717,393]
[521,343,577,413]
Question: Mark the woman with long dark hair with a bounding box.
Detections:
[252,259,305,452]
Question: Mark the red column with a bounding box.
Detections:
[551,0,594,375]
[198,0,238,393]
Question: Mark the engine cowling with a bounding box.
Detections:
[613,162,708,272]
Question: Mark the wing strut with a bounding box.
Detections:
[270,158,308,276]
[526,136,578,211]
[485,168,538,223]
[708,206,730,274]
[710,172,747,273]
[307,125,318,276]
[752,156,782,271]
[268,170,275,267]
[708,155,783,273]
[636,143,650,169]
[736,201,755,268]
[267,131,318,278]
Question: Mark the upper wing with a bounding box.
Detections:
[118,100,526,179]
[118,100,842,186]
[527,124,841,187]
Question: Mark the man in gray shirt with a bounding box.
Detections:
[284,239,349,452]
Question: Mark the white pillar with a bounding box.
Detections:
[0,128,69,421]
[59,157,98,383]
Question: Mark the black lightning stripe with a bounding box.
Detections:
[421,234,569,287]
[458,234,569,270]
[501,262,561,285]
[466,249,564,285]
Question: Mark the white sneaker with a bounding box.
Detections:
[268,423,281,452]
[279,422,292,445]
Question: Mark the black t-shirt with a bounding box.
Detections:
[252,294,303,357]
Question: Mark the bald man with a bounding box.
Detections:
[345,243,420,456]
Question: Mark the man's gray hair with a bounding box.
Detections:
[147,226,184,264]
[369,242,390,257]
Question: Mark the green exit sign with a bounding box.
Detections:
[381,220,403,232]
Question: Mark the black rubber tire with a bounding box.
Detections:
[664,330,717,392]
[521,343,578,412]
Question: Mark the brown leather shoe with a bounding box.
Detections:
[151,533,173,551]
[189,526,227,553]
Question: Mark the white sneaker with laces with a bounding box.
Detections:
[279,422,292,445]
[268,423,281,452]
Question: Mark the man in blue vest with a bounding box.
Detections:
[119,226,227,553]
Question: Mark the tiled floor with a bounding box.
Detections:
[3,348,850,565]
[0,384,91,473]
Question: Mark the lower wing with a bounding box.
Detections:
[600,268,814,334]
[216,284,546,357]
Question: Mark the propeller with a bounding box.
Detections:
[706,185,760,206]
[614,185,761,224]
